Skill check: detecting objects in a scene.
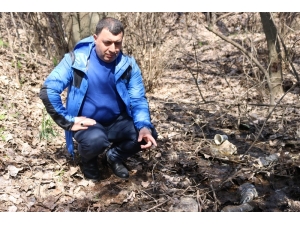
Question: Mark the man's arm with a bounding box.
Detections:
[127,57,157,148]
[127,57,154,131]
[39,54,75,130]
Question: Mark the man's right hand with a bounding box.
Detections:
[71,116,96,131]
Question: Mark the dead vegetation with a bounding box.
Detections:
[1,12,300,212]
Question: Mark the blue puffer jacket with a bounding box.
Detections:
[39,36,154,156]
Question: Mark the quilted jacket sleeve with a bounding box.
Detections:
[39,53,75,130]
[127,57,154,130]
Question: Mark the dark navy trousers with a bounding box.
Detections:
[73,112,157,162]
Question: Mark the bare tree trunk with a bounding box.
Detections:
[62,12,107,51]
[44,12,69,60]
[260,12,283,100]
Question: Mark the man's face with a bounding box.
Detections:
[93,28,123,63]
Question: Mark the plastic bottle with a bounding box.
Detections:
[239,183,258,204]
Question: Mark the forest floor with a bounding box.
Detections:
[1,13,300,212]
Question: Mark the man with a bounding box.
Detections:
[39,17,158,181]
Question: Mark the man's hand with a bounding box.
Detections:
[138,127,157,149]
[71,116,96,131]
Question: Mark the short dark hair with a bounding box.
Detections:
[95,17,124,36]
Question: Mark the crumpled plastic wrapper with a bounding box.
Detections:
[210,140,237,157]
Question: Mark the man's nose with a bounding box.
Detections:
[109,43,116,52]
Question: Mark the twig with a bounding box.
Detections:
[205,26,269,78]
[152,161,158,192]
[196,190,202,212]
[37,179,42,201]
[179,57,206,103]
[241,83,297,158]
[143,197,171,212]
[278,33,300,82]
[219,167,247,188]
[247,103,300,107]
[192,42,206,103]
[160,98,300,108]
[198,193,206,212]
[222,64,243,126]
[180,185,193,195]
[10,12,20,40]
[1,12,19,85]
[48,155,62,169]
[148,147,153,161]
[210,183,220,212]
[215,12,236,23]
[205,25,272,98]
[140,190,158,203]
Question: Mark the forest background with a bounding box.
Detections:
[1,1,300,221]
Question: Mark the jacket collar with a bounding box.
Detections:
[72,35,131,76]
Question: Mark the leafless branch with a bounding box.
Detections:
[241,82,298,158]
[205,25,272,93]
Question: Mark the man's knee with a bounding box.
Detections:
[84,134,109,149]
[76,131,110,159]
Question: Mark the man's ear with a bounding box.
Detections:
[93,34,97,41]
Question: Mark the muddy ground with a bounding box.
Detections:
[1,12,300,213]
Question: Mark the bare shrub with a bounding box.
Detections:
[18,12,68,61]
[1,12,178,92]
[116,12,178,92]
[0,12,69,64]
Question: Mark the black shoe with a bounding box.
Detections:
[105,154,129,179]
[81,157,101,181]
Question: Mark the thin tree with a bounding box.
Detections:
[260,12,284,101]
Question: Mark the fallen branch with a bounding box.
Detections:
[143,197,171,212]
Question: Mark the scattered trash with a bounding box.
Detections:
[221,183,258,212]
[257,153,280,167]
[239,183,258,204]
[169,197,198,212]
[214,134,228,145]
[210,134,237,157]
[221,203,253,212]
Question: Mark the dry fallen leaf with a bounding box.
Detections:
[123,191,135,203]
[203,153,211,159]
[69,166,79,176]
[78,179,89,187]
[141,181,150,188]
[7,165,23,177]
[8,205,17,212]
[155,152,162,158]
